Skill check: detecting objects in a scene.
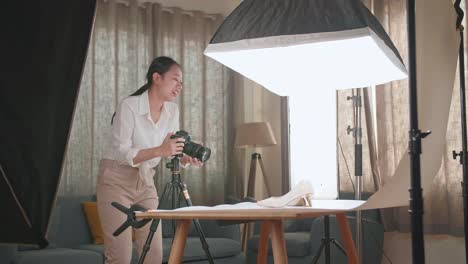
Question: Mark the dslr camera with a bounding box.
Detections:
[170,130,211,162]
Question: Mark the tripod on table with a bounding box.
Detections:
[112,156,214,264]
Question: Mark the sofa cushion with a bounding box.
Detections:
[247,231,311,257]
[0,244,17,263]
[48,196,95,247]
[75,243,140,264]
[12,248,102,264]
[189,220,240,240]
[183,253,245,264]
[163,220,240,241]
[162,237,241,262]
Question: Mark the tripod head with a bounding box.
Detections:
[166,155,181,173]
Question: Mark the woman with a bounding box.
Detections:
[97,56,202,264]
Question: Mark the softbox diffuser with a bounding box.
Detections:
[0,0,96,246]
[205,0,407,96]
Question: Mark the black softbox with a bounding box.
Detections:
[0,0,96,246]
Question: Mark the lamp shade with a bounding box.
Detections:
[205,0,407,96]
[235,122,277,148]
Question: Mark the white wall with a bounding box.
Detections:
[382,232,465,264]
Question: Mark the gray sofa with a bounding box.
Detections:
[2,195,244,264]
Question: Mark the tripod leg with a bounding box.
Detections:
[171,183,178,233]
[257,155,272,197]
[325,216,330,264]
[312,216,346,264]
[311,239,327,264]
[158,182,177,234]
[137,218,161,264]
[331,239,347,256]
[177,181,215,264]
[246,154,258,198]
[136,182,175,264]
[159,181,172,206]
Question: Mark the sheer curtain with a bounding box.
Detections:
[338,0,467,236]
[59,0,238,206]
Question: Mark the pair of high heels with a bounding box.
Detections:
[257,180,313,208]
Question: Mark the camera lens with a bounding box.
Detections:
[170,130,211,162]
[184,141,211,162]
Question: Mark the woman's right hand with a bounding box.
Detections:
[157,132,185,157]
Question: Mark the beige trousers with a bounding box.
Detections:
[97,159,162,264]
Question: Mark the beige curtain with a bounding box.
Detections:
[338,0,467,235]
[59,0,240,206]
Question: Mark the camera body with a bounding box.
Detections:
[170,130,211,162]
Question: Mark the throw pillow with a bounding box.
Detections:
[82,201,137,244]
[82,202,105,244]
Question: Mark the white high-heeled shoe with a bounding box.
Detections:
[257,180,313,208]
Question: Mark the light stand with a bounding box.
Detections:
[407,0,431,262]
[311,91,364,264]
[451,1,468,262]
[347,88,363,263]
[112,156,214,264]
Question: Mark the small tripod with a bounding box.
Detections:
[311,216,347,264]
[112,156,214,264]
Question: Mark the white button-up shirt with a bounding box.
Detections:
[104,90,179,185]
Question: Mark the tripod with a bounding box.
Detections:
[311,216,347,264]
[112,156,214,264]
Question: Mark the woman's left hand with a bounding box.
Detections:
[181,155,203,167]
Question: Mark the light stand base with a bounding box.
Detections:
[311,216,347,264]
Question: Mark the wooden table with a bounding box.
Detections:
[136,208,358,264]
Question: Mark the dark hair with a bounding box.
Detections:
[111,56,180,124]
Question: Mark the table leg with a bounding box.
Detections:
[270,220,288,264]
[257,221,272,264]
[168,219,191,264]
[336,213,358,264]
[241,222,251,252]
